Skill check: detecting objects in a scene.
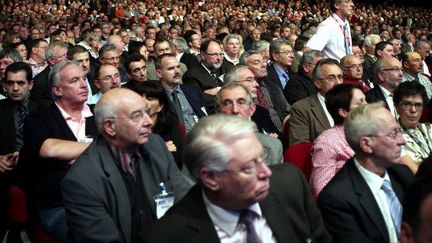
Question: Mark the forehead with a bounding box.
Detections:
[155,41,170,49]
[238,68,254,77]
[383,58,401,68]
[0,56,14,63]
[248,54,263,63]
[279,44,292,50]
[103,50,119,58]
[100,65,118,75]
[207,41,222,52]
[321,64,342,75]
[60,64,83,80]
[400,94,424,102]
[6,70,27,80]
[408,52,421,60]
[346,56,360,64]
[129,59,146,68]
[221,87,248,99]
[73,52,89,60]
[161,56,179,67]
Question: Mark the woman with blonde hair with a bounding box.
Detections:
[222,33,244,65]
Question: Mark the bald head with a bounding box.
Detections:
[341,55,363,80]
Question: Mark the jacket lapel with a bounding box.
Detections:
[310,95,331,129]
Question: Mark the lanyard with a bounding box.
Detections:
[399,120,432,155]
[331,14,351,51]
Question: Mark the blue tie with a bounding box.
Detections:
[381,180,402,236]
[343,24,352,55]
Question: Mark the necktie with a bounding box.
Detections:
[381,180,402,236]
[172,90,184,124]
[343,23,352,55]
[238,209,262,243]
[211,71,223,86]
[17,103,27,134]
[121,151,138,176]
[255,86,268,109]
[282,73,289,89]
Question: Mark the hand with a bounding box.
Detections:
[269,133,279,139]
[165,141,177,152]
[203,87,220,96]
[0,152,19,173]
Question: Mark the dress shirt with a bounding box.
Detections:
[224,54,239,65]
[317,93,334,127]
[26,58,48,78]
[202,191,277,243]
[165,86,198,133]
[310,125,354,198]
[87,92,102,105]
[379,85,397,118]
[273,63,289,89]
[354,159,399,243]
[422,60,431,77]
[400,123,432,163]
[55,102,93,139]
[306,14,351,61]
[402,71,432,101]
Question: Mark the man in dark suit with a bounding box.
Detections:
[267,38,295,90]
[30,41,68,108]
[284,50,323,105]
[289,58,343,146]
[61,88,192,243]
[0,62,35,240]
[183,38,225,114]
[318,103,414,243]
[156,53,207,133]
[366,56,403,117]
[19,61,98,242]
[122,53,149,90]
[171,36,199,69]
[143,115,331,243]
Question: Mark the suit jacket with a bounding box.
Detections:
[143,163,332,243]
[258,77,291,125]
[363,54,376,83]
[365,86,391,110]
[18,104,98,209]
[284,72,318,105]
[61,134,193,243]
[167,84,207,120]
[256,133,283,165]
[318,159,414,243]
[183,64,222,114]
[30,66,52,108]
[289,94,331,146]
[267,64,286,90]
[180,52,199,69]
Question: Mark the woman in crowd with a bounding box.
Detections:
[129,81,185,169]
[310,84,367,198]
[223,33,243,65]
[394,81,432,174]
[10,42,27,60]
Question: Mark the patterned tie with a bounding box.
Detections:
[255,86,268,109]
[172,89,184,124]
[238,210,262,243]
[343,23,352,55]
[381,180,402,236]
[17,103,27,134]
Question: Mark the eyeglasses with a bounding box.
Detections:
[367,127,403,140]
[399,101,424,110]
[343,63,363,69]
[381,67,403,72]
[223,150,271,175]
[278,50,294,55]
[318,74,343,82]
[205,52,224,57]
[220,98,251,108]
[103,56,121,62]
[236,77,256,83]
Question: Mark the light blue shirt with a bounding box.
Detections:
[273,64,289,89]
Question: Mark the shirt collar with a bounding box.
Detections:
[273,63,288,77]
[354,158,390,193]
[55,102,93,121]
[202,190,262,236]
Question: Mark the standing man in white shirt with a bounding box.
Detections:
[306,0,355,61]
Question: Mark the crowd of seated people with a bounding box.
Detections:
[1,0,432,242]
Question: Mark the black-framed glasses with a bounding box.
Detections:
[204,52,224,57]
[222,149,271,175]
[381,67,403,72]
[399,101,424,110]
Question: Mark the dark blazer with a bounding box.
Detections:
[180,52,199,69]
[252,105,279,135]
[318,159,414,243]
[183,64,222,114]
[30,66,52,108]
[267,64,286,90]
[167,84,208,120]
[143,163,332,243]
[18,104,98,209]
[258,77,291,125]
[61,134,192,243]
[288,94,331,146]
[365,86,391,110]
[363,54,376,83]
[283,72,318,105]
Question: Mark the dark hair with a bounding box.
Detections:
[312,58,341,80]
[325,83,361,125]
[128,40,146,55]
[67,45,89,60]
[200,38,220,53]
[183,30,198,45]
[5,62,33,82]
[402,174,432,238]
[124,53,146,73]
[393,81,428,105]
[30,38,48,49]
[294,35,309,52]
[374,41,392,57]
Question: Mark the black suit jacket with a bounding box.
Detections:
[258,77,291,125]
[167,84,208,120]
[318,159,414,243]
[30,66,52,108]
[365,86,391,110]
[183,64,222,114]
[180,52,199,69]
[143,163,332,243]
[284,72,318,105]
[18,104,98,209]
[267,64,286,90]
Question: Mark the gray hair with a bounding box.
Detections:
[94,97,117,134]
[414,40,431,51]
[373,57,387,78]
[215,83,253,107]
[300,50,324,67]
[223,65,250,84]
[252,40,270,53]
[99,43,119,59]
[312,58,340,80]
[269,38,291,56]
[363,34,380,48]
[344,102,386,152]
[239,49,261,65]
[170,37,190,53]
[49,60,80,99]
[45,41,68,60]
[183,114,257,181]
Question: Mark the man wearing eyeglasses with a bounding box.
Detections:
[289,58,343,146]
[267,38,295,90]
[305,0,355,61]
[341,54,373,93]
[143,115,331,243]
[318,103,414,243]
[366,56,403,117]
[87,64,121,104]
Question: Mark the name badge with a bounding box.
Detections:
[154,182,175,219]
